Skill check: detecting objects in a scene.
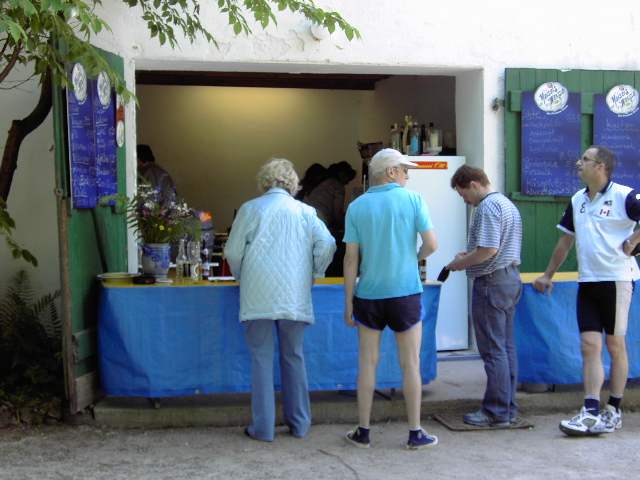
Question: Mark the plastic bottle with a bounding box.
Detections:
[409,122,421,155]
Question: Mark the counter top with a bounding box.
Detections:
[100,277,446,288]
[100,272,579,288]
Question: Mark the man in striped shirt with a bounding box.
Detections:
[447,165,523,427]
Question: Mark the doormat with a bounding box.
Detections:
[432,414,534,432]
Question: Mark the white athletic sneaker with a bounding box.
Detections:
[600,404,623,432]
[559,407,607,436]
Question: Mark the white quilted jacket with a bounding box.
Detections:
[224,188,336,323]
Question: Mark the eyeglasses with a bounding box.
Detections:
[578,155,600,164]
[391,165,409,174]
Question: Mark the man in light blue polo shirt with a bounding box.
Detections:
[343,148,438,450]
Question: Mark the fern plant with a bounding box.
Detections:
[0,270,63,423]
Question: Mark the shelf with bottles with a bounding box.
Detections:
[389,118,444,156]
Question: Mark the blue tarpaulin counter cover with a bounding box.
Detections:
[516,274,640,384]
[98,282,441,397]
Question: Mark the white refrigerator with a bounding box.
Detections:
[406,156,468,351]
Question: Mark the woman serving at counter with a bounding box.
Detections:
[224,158,336,442]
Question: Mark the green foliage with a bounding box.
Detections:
[126,183,194,244]
[0,270,63,423]
[1,0,132,100]
[101,183,199,244]
[1,0,360,101]
[0,198,37,266]
[1,0,358,261]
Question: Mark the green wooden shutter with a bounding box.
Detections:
[53,48,128,413]
[505,68,640,273]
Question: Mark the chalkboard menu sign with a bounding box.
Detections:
[521,83,582,196]
[67,64,118,209]
[94,72,118,200]
[594,85,640,191]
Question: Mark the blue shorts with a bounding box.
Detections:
[353,294,422,332]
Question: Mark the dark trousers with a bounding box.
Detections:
[472,265,522,422]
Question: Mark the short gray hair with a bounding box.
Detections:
[256,158,300,195]
[591,145,616,178]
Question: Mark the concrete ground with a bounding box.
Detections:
[3,358,640,479]
[90,358,640,428]
[2,414,640,480]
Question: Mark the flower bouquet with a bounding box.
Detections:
[127,183,197,277]
[128,183,194,244]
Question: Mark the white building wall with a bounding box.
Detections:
[2,0,640,294]
[93,0,640,191]
[0,66,58,297]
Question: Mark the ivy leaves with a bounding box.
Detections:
[1,0,359,104]
[0,199,37,267]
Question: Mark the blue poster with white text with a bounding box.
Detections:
[521,92,582,196]
[594,93,640,191]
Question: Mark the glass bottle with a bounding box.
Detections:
[426,122,442,153]
[201,242,211,279]
[390,123,402,151]
[402,115,413,154]
[137,243,143,274]
[188,240,202,282]
[176,238,189,282]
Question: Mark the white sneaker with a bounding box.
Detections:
[559,407,607,436]
[600,404,623,432]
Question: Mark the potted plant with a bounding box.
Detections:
[127,183,196,278]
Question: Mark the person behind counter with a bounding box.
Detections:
[224,158,336,442]
[342,148,438,449]
[137,144,177,207]
[304,161,357,276]
[295,163,328,201]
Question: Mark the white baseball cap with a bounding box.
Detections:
[368,148,418,177]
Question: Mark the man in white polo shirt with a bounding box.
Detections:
[534,145,640,436]
[342,148,438,450]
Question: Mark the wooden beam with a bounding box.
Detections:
[74,372,101,413]
[72,327,96,363]
[59,197,77,413]
[136,71,390,90]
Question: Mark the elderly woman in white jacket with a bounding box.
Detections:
[224,158,336,442]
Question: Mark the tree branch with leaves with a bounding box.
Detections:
[0,0,359,263]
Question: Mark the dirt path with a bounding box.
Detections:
[1,414,639,479]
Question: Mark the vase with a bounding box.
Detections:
[141,243,171,278]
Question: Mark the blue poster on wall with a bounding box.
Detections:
[67,63,97,209]
[594,86,640,191]
[93,72,118,199]
[66,64,118,209]
[521,83,582,196]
